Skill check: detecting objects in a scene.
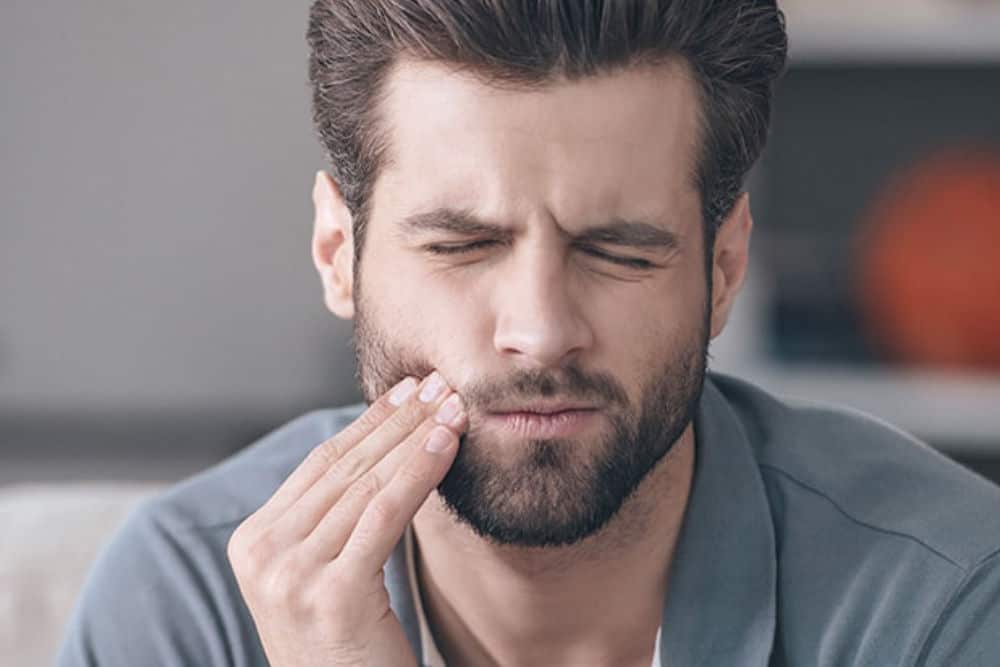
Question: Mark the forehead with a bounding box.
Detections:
[370,57,703,230]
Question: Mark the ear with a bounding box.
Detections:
[709,192,752,339]
[311,170,355,319]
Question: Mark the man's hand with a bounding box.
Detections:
[227,373,465,667]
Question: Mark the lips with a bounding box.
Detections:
[482,406,601,439]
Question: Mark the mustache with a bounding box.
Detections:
[354,300,629,410]
[458,365,628,411]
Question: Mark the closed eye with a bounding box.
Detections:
[424,239,501,255]
[577,245,656,270]
[424,240,657,270]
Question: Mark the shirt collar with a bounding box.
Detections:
[659,375,777,665]
[404,522,447,667]
[385,373,776,666]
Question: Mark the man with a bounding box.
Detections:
[58,1,1000,665]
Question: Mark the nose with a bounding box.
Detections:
[492,246,594,368]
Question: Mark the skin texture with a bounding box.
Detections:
[228,375,468,667]
[311,56,753,666]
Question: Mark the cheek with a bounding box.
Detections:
[587,277,706,399]
[364,264,491,380]
[588,271,701,342]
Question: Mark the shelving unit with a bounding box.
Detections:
[715,266,1000,448]
[784,4,1000,64]
[725,365,1000,454]
[714,260,1000,454]
[712,5,1000,453]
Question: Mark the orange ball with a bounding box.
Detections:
[856,148,1000,371]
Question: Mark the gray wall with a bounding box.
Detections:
[8,3,995,485]
[0,1,753,480]
[2,0,360,424]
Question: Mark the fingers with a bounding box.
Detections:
[226,368,465,667]
[335,422,462,577]
[301,397,465,563]
[269,373,460,546]
[247,376,420,528]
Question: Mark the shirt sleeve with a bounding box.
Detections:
[55,499,263,667]
[918,549,1000,666]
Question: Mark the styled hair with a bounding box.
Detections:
[307,0,787,261]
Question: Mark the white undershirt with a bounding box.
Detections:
[404,524,663,667]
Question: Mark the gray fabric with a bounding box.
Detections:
[56,373,1000,666]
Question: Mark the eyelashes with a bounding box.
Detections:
[579,247,656,270]
[424,239,499,255]
[423,240,656,270]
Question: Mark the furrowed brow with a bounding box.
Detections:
[400,207,512,239]
[399,208,679,251]
[576,219,680,251]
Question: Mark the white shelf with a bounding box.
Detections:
[710,261,1000,454]
[784,5,1000,64]
[721,364,1000,454]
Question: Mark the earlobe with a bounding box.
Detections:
[709,192,752,339]
[311,170,356,319]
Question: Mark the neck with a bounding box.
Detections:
[410,424,695,667]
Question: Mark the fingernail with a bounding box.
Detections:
[435,393,464,426]
[389,377,418,406]
[424,426,453,453]
[419,372,446,402]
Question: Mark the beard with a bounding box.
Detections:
[352,286,710,549]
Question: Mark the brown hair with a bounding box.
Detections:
[307,0,787,262]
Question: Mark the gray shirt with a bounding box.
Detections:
[56,373,1000,666]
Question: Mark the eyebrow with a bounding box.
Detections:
[400,207,680,251]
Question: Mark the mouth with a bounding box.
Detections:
[483,405,601,439]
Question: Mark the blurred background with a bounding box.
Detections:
[3,0,1000,663]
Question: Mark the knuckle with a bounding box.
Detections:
[345,471,383,505]
[261,573,295,608]
[262,554,308,608]
[226,528,245,567]
[239,528,279,577]
[328,452,368,485]
[235,507,266,534]
[350,400,394,434]
[227,523,258,572]
[310,436,349,468]
[367,495,400,529]
[395,462,432,492]
[385,395,435,432]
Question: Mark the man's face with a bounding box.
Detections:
[353,58,711,548]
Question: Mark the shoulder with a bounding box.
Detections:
[916,548,1000,665]
[707,373,1000,664]
[710,372,1000,570]
[56,405,364,667]
[149,405,365,530]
